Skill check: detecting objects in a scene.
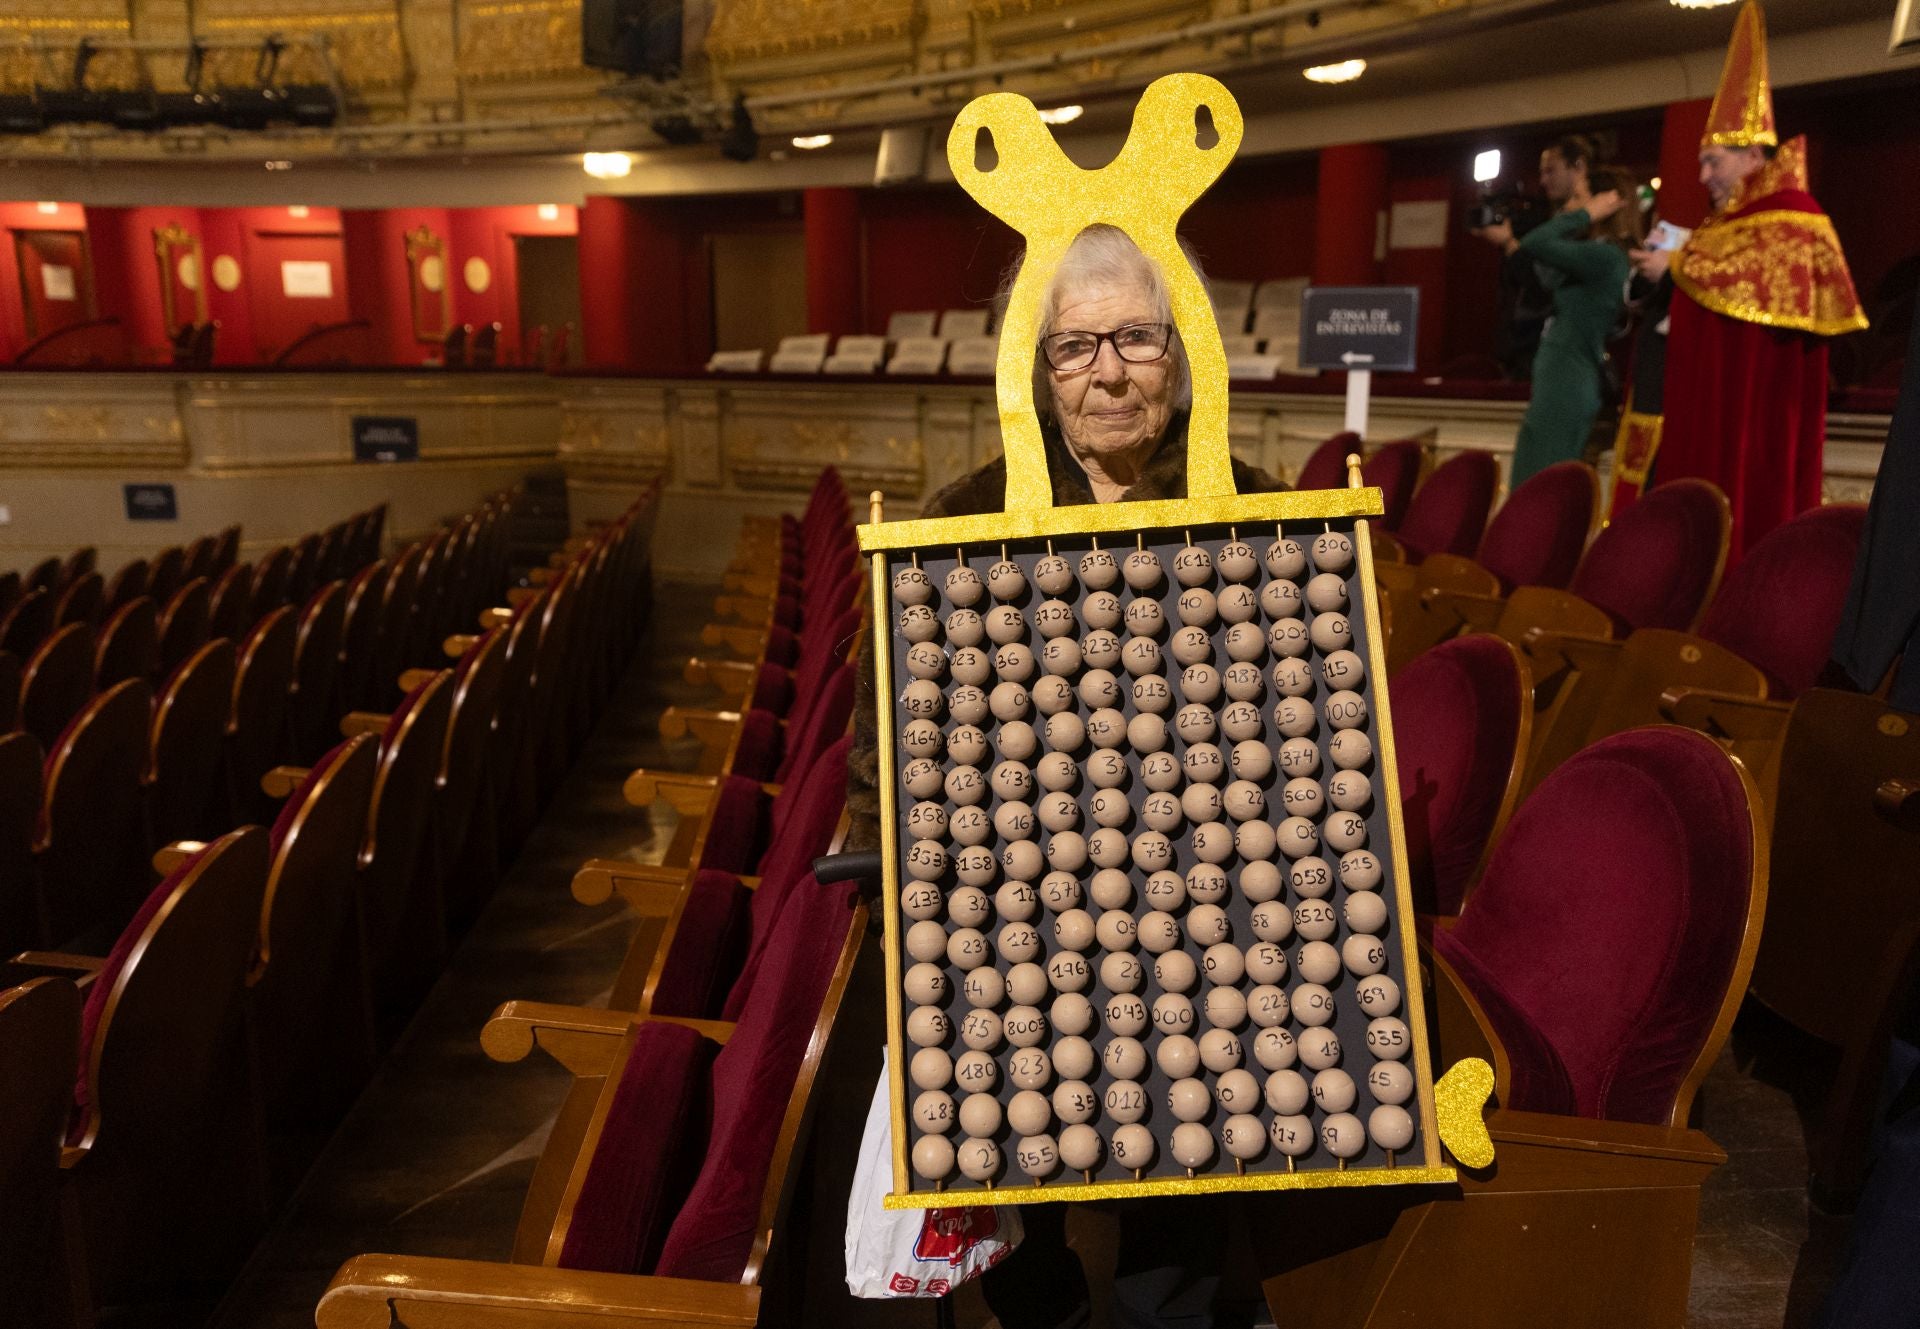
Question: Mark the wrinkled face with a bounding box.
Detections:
[1698,145,1766,210]
[1538,148,1585,205]
[1044,281,1175,471]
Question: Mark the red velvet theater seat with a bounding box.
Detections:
[38,677,154,950]
[1294,431,1360,491]
[1695,502,1867,698]
[1477,460,1600,593]
[1394,450,1499,561]
[1561,477,1731,637]
[1360,438,1427,531]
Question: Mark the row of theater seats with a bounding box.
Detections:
[316,470,866,1325]
[0,481,661,1325]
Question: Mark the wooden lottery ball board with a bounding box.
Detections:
[864,481,1485,1207]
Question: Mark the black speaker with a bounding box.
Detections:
[582,0,683,79]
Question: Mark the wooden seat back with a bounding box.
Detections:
[314,524,348,586]
[156,576,213,675]
[336,560,390,716]
[0,979,83,1329]
[0,587,54,659]
[407,531,453,669]
[370,543,425,708]
[24,557,63,595]
[249,544,294,620]
[285,533,324,607]
[212,524,242,575]
[19,623,96,753]
[39,678,154,948]
[360,672,454,1003]
[53,571,103,629]
[208,563,255,642]
[146,545,188,605]
[94,598,159,688]
[291,581,347,761]
[183,533,221,583]
[57,547,96,587]
[228,606,298,818]
[434,629,509,925]
[101,558,149,611]
[148,639,237,848]
[0,650,18,734]
[0,733,45,954]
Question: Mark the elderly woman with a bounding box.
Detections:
[849,224,1280,1329]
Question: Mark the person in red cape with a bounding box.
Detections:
[1623,0,1866,559]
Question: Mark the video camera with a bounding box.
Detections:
[1465,186,1547,233]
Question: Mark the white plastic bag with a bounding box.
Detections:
[844,1051,1023,1297]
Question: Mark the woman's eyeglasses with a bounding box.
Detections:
[1039,323,1173,372]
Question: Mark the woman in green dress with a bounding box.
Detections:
[1505,174,1641,486]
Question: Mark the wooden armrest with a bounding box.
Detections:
[1425,943,1508,1103]
[1520,627,1621,677]
[479,606,514,629]
[571,859,691,912]
[480,1000,633,1074]
[622,767,721,811]
[339,711,389,739]
[318,1253,761,1329]
[443,633,481,658]
[1876,777,1920,832]
[1422,587,1506,635]
[1372,561,1418,595]
[647,1015,736,1046]
[682,656,757,696]
[1486,1107,1726,1167]
[1369,530,1410,564]
[505,587,537,608]
[713,592,772,623]
[1,951,104,988]
[260,765,311,799]
[1657,686,1790,741]
[699,623,766,658]
[527,567,554,586]
[151,839,209,876]
[657,707,749,751]
[723,572,779,598]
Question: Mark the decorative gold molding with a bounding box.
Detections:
[403,224,452,345]
[153,222,208,336]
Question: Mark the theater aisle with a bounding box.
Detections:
[209,579,715,1329]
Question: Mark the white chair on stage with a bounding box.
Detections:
[705,348,766,372]
[767,333,831,373]
[937,309,990,340]
[886,311,938,340]
[824,335,888,374]
[1210,278,1256,334]
[887,336,949,375]
[946,335,998,376]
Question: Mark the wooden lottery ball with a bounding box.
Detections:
[1168,1078,1212,1123]
[960,1008,1004,1052]
[946,609,985,648]
[1186,862,1230,904]
[1220,701,1263,743]
[1140,793,1183,836]
[1356,973,1401,1017]
[1321,649,1365,692]
[1274,696,1317,740]
[994,642,1037,684]
[1143,870,1186,913]
[1369,1060,1415,1106]
[1174,704,1216,747]
[1323,810,1368,854]
[950,647,990,687]
[915,1089,957,1134]
[1004,1005,1048,1048]
[1262,578,1306,620]
[1059,1123,1105,1172]
[1221,1114,1266,1162]
[1247,983,1290,1029]
[1008,1046,1052,1090]
[956,1049,1000,1093]
[991,759,1036,803]
[1217,540,1258,582]
[1205,987,1249,1030]
[1202,941,1246,986]
[1340,848,1384,891]
[1254,1027,1300,1073]
[1285,859,1331,902]
[1001,841,1044,885]
[1230,739,1274,783]
[965,966,1007,1008]
[1032,675,1075,716]
[1054,1037,1097,1082]
[1222,661,1265,703]
[1042,636,1083,677]
[1103,1036,1148,1081]
[1343,934,1388,978]
[1135,912,1180,955]
[901,679,945,722]
[1177,586,1217,628]
[905,962,950,1004]
[948,686,988,727]
[1240,860,1284,904]
[1111,1124,1157,1172]
[1223,624,1266,664]
[1265,537,1308,579]
[1008,961,1050,1005]
[955,847,998,888]
[987,559,1027,601]
[1036,797,1082,842]
[1228,825,1271,869]
[1077,668,1121,709]
[905,840,947,883]
[1246,944,1290,987]
[1045,952,1092,994]
[1101,952,1145,993]
[1156,1034,1200,1079]
[1277,778,1322,822]
[1186,904,1229,946]
[1192,821,1234,866]
[957,1137,1002,1182]
[1051,992,1095,1036]
[906,642,948,682]
[1151,993,1195,1037]
[1033,554,1075,597]
[908,1005,952,1048]
[1320,1114,1367,1161]
[1277,816,1320,860]
[1122,636,1163,678]
[1369,1104,1415,1153]
[1367,1017,1412,1061]
[1105,992,1150,1038]
[1086,709,1127,750]
[1046,831,1088,873]
[984,605,1027,646]
[900,604,940,644]
[893,566,934,605]
[1054,1080,1098,1126]
[1329,728,1373,770]
[1090,867,1133,910]
[1171,1123,1216,1170]
[1105,1083,1144,1121]
[1305,572,1349,614]
[913,1133,956,1182]
[1095,909,1139,952]
[1249,901,1294,944]
[1141,751,1182,792]
[1053,907,1095,951]
[902,882,944,923]
[1123,597,1165,637]
[1309,613,1353,654]
[951,806,993,847]
[1173,545,1215,587]
[1016,1134,1061,1179]
[1134,674,1174,714]
[1297,937,1341,980]
[1271,657,1314,699]
[947,928,991,971]
[1324,691,1368,734]
[1311,530,1355,573]
[1267,617,1311,662]
[1327,769,1372,814]
[1120,830,1167,874]
[1122,548,1164,591]
[1126,712,1168,754]
[1166,627,1209,671]
[1312,1068,1357,1114]
[1034,598,1077,639]
[1036,752,1079,795]
[1155,949,1198,993]
[1200,1029,1245,1074]
[901,719,944,762]
[906,920,949,962]
[1297,1027,1343,1072]
[1274,741,1318,786]
[988,682,1031,726]
[1212,1068,1259,1115]
[1082,590,1124,630]
[998,923,1043,964]
[994,800,1037,842]
[944,564,984,607]
[1183,744,1227,787]
[1181,662,1222,705]
[1293,983,1336,1028]
[1269,1115,1315,1158]
[946,725,987,766]
[1218,584,1259,626]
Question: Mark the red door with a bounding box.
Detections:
[14,230,94,343]
[247,231,349,361]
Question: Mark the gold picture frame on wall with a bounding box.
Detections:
[153,223,208,337]
[405,225,453,343]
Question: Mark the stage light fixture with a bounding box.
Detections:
[583,150,634,179]
[1303,58,1366,83]
[1037,105,1083,125]
[792,133,833,150]
[538,203,561,220]
[1472,149,1501,182]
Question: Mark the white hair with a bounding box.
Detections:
[994,223,1206,420]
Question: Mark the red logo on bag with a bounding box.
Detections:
[912,1207,1001,1266]
[888,1273,921,1293]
